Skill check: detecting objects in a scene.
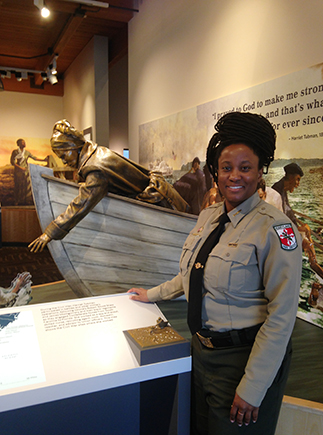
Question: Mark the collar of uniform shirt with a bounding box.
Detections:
[226,192,263,228]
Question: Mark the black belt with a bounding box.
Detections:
[196,323,263,349]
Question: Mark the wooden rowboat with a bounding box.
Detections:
[29,164,197,298]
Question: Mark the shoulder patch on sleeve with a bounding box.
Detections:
[273,223,298,251]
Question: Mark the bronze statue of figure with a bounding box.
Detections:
[29,120,188,253]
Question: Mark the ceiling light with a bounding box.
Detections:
[0,66,58,86]
[0,70,11,79]
[48,74,58,85]
[41,6,50,18]
[46,68,58,85]
[49,55,58,75]
[15,71,28,81]
[34,0,50,18]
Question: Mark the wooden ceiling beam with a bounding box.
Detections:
[52,13,86,56]
[33,12,85,84]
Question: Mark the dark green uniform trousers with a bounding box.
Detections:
[190,334,292,435]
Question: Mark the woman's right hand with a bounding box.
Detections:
[127,288,150,303]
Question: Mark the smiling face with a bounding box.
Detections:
[217,143,263,212]
[54,148,79,168]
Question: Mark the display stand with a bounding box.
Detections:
[0,294,191,435]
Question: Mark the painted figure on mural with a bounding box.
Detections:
[271,162,303,225]
[308,281,323,311]
[10,139,48,205]
[272,163,323,280]
[257,178,283,211]
[173,157,207,215]
[200,182,223,211]
[29,120,188,253]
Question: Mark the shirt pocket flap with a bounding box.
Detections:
[182,233,202,251]
[211,243,257,266]
[180,234,202,276]
[206,243,260,293]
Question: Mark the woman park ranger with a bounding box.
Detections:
[128,111,302,435]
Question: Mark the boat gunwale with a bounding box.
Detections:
[41,173,198,221]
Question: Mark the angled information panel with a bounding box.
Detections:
[0,294,191,416]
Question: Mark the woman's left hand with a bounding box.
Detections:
[230,392,259,427]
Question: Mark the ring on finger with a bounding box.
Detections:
[238,411,244,415]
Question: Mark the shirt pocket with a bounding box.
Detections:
[205,243,261,293]
[179,234,202,277]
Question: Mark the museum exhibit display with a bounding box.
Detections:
[29,163,197,297]
[0,294,191,435]
[1,0,323,432]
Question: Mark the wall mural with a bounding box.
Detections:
[0,137,60,206]
[0,137,64,307]
[139,62,323,328]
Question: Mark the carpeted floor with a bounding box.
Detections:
[0,245,63,288]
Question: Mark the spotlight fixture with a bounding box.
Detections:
[34,0,50,18]
[48,74,58,85]
[48,55,58,75]
[0,70,11,79]
[0,66,58,86]
[15,71,28,81]
[39,69,59,85]
[46,68,58,85]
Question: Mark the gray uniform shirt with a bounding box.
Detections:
[147,192,302,406]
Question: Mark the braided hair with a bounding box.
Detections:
[206,112,276,182]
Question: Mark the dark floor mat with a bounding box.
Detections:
[0,246,63,288]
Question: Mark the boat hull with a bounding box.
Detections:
[29,164,197,297]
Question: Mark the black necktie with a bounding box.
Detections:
[187,213,229,335]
